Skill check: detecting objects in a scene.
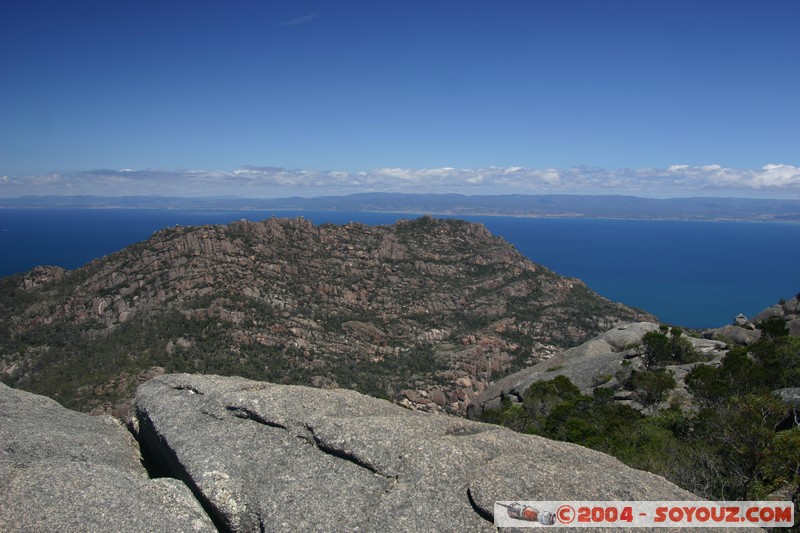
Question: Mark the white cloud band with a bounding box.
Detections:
[2,164,799,198]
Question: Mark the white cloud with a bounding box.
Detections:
[371,168,420,182]
[532,169,562,185]
[1,164,799,199]
[754,164,800,187]
[281,12,320,26]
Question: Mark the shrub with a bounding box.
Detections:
[642,331,671,369]
[630,369,676,411]
[760,316,789,340]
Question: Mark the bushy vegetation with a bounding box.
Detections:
[481,334,800,503]
[641,326,701,368]
[1,287,451,411]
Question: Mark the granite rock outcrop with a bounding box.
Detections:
[0,382,215,532]
[132,373,726,532]
[467,322,729,417]
[1,216,652,416]
[705,294,800,344]
[0,373,772,532]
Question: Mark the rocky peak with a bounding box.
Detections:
[1,216,653,415]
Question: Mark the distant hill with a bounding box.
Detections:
[0,216,652,415]
[2,193,800,221]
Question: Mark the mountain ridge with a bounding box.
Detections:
[0,215,652,416]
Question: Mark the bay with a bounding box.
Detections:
[1,208,797,328]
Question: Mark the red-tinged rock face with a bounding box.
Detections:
[2,216,654,415]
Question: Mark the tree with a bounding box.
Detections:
[642,331,671,369]
[668,326,698,363]
[522,375,582,432]
[760,316,789,340]
[631,369,676,413]
[686,347,769,405]
[752,427,800,498]
[726,394,788,497]
[750,335,800,389]
[685,364,728,407]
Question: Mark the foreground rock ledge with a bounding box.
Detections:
[0,382,215,532]
[134,373,728,532]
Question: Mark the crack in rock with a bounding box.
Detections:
[172,385,204,395]
[304,423,396,481]
[223,405,317,446]
[225,406,289,431]
[467,486,495,525]
[199,408,225,421]
[225,405,395,482]
[135,407,231,532]
[219,402,400,530]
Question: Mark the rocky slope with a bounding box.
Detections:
[468,322,727,418]
[469,297,800,418]
[1,374,757,533]
[704,294,800,344]
[0,216,652,415]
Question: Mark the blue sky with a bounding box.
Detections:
[1,0,799,198]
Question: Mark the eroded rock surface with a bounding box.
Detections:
[467,321,732,417]
[469,322,660,415]
[0,382,215,532]
[134,373,711,532]
[1,374,765,532]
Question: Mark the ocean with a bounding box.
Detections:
[1,208,798,329]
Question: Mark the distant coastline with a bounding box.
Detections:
[1,193,799,223]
